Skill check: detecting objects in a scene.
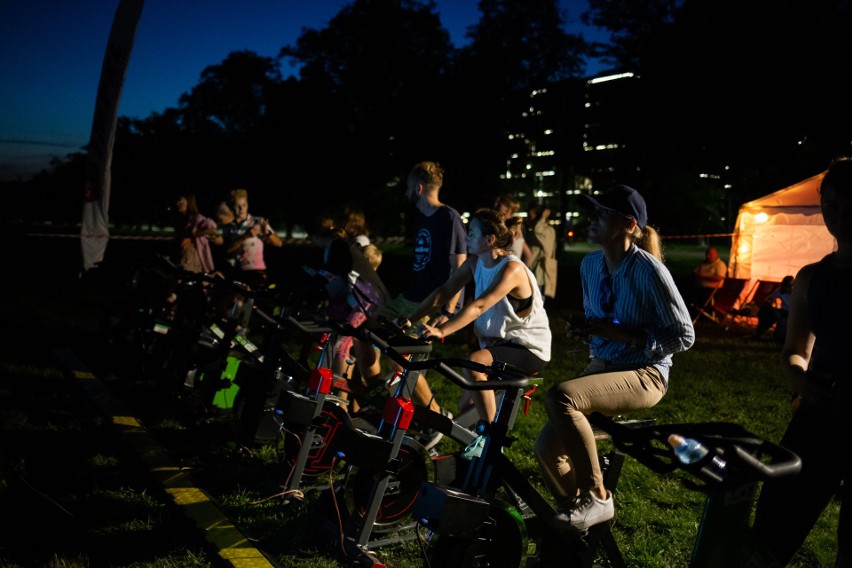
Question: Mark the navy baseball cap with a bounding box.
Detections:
[578,184,648,229]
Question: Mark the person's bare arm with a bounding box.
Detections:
[264,227,283,247]
[225,228,254,254]
[405,257,474,325]
[422,260,527,340]
[780,264,819,400]
[443,251,467,314]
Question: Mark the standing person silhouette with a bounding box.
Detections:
[173,192,216,274]
[373,161,468,450]
[222,188,282,291]
[526,203,558,304]
[752,157,852,567]
[535,184,694,531]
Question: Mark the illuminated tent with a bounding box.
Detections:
[728,171,836,282]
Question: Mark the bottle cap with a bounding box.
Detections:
[667,434,685,447]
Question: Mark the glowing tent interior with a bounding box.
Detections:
[728,171,836,283]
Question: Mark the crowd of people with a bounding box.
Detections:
[165,156,849,566]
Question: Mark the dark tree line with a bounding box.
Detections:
[8,0,852,237]
[584,0,852,232]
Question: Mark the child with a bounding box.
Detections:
[362,243,382,271]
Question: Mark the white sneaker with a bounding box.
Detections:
[554,490,614,531]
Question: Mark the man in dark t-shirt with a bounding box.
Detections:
[371,161,467,449]
[405,203,467,302]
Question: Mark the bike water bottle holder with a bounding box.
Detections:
[412,483,491,540]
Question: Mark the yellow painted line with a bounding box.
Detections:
[112,415,142,427]
[52,348,278,568]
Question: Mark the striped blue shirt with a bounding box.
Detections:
[581,245,695,380]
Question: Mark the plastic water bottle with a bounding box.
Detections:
[667,434,728,480]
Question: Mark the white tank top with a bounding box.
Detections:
[472,255,552,362]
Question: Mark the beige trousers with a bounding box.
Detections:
[535,359,666,505]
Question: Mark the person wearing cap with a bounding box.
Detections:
[534,184,695,531]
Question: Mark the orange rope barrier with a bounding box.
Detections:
[662,233,734,239]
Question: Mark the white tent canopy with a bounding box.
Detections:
[728,171,837,282]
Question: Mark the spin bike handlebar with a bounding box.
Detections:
[148,254,279,303]
[588,412,801,490]
[347,318,537,392]
[284,315,336,336]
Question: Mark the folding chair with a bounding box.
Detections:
[729,280,782,327]
[691,278,749,327]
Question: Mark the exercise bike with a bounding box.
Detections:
[273,317,494,566]
[412,369,802,568]
[586,412,801,568]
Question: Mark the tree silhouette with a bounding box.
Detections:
[583,0,852,233]
[179,50,282,138]
[447,0,589,211]
[279,0,457,234]
[10,0,852,238]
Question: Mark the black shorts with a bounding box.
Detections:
[483,342,546,375]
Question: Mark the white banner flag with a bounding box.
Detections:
[81,0,145,271]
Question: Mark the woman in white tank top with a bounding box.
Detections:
[401,208,552,457]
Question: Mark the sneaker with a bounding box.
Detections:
[554,490,614,531]
[460,434,486,460]
[417,408,452,451]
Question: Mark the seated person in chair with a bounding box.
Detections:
[754,275,794,340]
[689,246,727,313]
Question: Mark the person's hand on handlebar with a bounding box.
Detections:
[418,321,445,341]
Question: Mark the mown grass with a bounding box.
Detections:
[0,237,839,567]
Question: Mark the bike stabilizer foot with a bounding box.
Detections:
[343,539,387,568]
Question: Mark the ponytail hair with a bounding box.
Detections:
[472,208,516,251]
[632,224,664,262]
[504,215,524,242]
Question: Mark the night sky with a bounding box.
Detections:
[0,0,605,181]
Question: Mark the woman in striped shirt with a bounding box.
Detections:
[535,184,694,531]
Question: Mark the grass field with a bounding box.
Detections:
[0,234,839,567]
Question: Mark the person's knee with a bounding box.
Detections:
[468,350,492,380]
[545,384,576,416]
